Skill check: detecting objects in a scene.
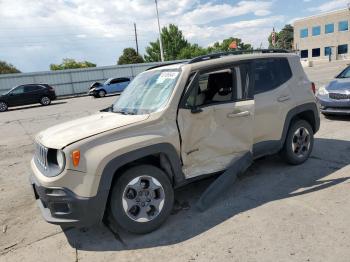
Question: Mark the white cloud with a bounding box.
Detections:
[182,16,285,48]
[308,0,349,12]
[0,0,276,71]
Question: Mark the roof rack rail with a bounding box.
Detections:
[188,49,290,64]
[146,61,184,71]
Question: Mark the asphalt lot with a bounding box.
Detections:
[1,61,350,262]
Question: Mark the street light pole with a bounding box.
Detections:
[155,0,165,62]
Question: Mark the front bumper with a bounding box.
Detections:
[29,174,105,227]
[317,96,350,115]
[88,90,97,96]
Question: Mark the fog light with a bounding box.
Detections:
[46,189,66,196]
[51,203,70,214]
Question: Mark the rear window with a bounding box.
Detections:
[254,58,292,95]
[110,78,130,84]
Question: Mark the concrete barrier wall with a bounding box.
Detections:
[0,61,173,97]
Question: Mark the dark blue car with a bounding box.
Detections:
[88,77,131,98]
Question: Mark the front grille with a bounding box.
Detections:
[35,142,48,170]
[329,93,350,100]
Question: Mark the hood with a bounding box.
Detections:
[36,112,149,149]
[326,78,350,91]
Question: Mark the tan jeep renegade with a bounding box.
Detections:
[30,50,320,234]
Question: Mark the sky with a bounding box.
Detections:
[0,0,349,72]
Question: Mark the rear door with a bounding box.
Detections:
[23,85,43,104]
[115,78,130,92]
[108,78,122,93]
[252,58,293,149]
[177,63,254,178]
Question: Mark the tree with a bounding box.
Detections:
[177,44,208,59]
[0,61,21,74]
[268,25,294,50]
[208,37,253,53]
[50,59,96,70]
[117,48,144,65]
[144,24,190,62]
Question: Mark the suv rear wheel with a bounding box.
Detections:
[0,101,8,112]
[281,119,314,165]
[40,96,51,106]
[109,165,174,234]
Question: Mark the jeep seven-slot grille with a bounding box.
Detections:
[35,143,48,170]
[329,93,350,100]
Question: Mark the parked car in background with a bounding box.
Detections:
[0,84,56,112]
[317,65,350,115]
[88,77,131,98]
[89,81,103,90]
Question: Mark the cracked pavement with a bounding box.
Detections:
[1,62,350,262]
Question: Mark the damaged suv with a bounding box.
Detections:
[30,50,320,234]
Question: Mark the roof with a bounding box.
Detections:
[293,8,349,24]
[146,49,295,72]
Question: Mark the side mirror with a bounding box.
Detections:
[100,105,113,112]
[191,107,203,114]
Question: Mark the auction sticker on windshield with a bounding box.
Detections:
[156,71,179,84]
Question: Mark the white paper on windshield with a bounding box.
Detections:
[156,72,179,84]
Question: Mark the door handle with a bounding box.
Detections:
[227,111,250,118]
[277,95,291,102]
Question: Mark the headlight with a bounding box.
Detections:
[317,86,329,96]
[56,150,65,170]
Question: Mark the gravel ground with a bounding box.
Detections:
[1,61,350,262]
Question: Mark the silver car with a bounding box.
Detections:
[317,65,350,115]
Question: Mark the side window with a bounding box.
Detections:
[254,58,292,95]
[24,85,42,92]
[109,79,119,84]
[187,69,234,107]
[184,64,254,108]
[233,63,254,100]
[119,78,130,83]
[11,86,25,94]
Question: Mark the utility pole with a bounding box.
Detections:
[134,23,139,55]
[155,0,165,62]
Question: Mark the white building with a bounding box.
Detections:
[293,8,350,61]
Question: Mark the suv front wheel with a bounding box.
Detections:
[281,119,314,165]
[109,165,174,234]
[0,101,8,112]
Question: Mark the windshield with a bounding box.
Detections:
[3,86,16,95]
[336,66,350,79]
[104,78,112,85]
[112,69,180,115]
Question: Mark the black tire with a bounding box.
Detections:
[0,101,8,112]
[40,96,51,106]
[281,119,314,165]
[109,165,174,234]
[98,90,106,98]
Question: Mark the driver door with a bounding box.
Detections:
[177,63,255,178]
[7,85,26,106]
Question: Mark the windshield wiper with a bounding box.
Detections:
[114,109,136,115]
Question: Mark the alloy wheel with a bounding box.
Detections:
[99,90,106,97]
[291,127,311,158]
[41,97,50,105]
[0,102,7,112]
[122,176,165,223]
